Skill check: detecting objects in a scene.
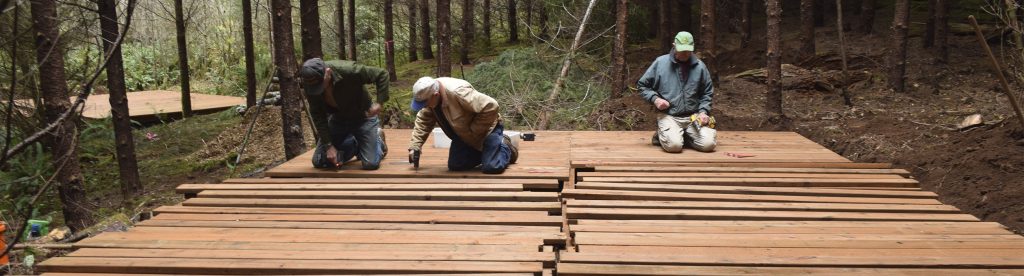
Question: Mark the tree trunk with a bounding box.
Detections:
[888,0,910,93]
[923,0,936,48]
[460,0,474,64]
[814,0,825,26]
[699,0,716,82]
[174,0,192,118]
[859,0,874,34]
[740,0,751,48]
[508,0,519,42]
[383,0,397,80]
[408,0,419,62]
[437,0,452,76]
[646,1,658,39]
[300,0,324,60]
[836,0,853,106]
[420,0,434,59]
[800,0,815,58]
[483,0,491,47]
[339,0,352,59]
[538,2,549,40]
[271,0,307,159]
[679,0,693,33]
[659,0,671,47]
[347,0,357,61]
[611,0,629,99]
[1006,0,1022,50]
[766,0,783,117]
[526,0,533,33]
[243,0,257,107]
[935,0,949,63]
[30,0,95,232]
[98,0,142,202]
[537,0,598,130]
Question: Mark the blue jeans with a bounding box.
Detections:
[329,116,384,170]
[448,124,511,174]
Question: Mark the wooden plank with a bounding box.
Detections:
[154,206,554,217]
[38,258,543,274]
[573,182,937,198]
[69,248,556,263]
[565,199,960,213]
[177,183,529,193]
[577,177,918,188]
[578,171,909,179]
[560,249,1024,268]
[182,198,562,212]
[563,190,944,205]
[43,273,534,276]
[572,232,1024,249]
[195,190,560,202]
[74,239,541,252]
[136,220,562,233]
[592,166,911,176]
[90,228,561,245]
[566,207,978,221]
[556,263,1024,275]
[573,220,1007,228]
[569,223,1012,235]
[220,178,560,190]
[572,161,890,169]
[150,213,563,226]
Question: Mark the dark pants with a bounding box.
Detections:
[448,124,511,174]
[328,116,384,170]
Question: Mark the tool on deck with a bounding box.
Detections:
[409,149,422,169]
[690,114,716,130]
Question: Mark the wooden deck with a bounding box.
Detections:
[15,90,245,121]
[39,130,1024,275]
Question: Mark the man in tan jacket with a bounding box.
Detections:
[408,77,518,174]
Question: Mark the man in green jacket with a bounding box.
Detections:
[300,58,390,169]
[637,31,717,153]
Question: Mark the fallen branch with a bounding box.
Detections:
[969,15,1024,131]
[536,0,598,130]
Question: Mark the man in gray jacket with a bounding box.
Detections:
[637,31,717,153]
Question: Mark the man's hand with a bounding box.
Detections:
[326,145,341,167]
[654,97,670,111]
[323,67,333,92]
[696,112,710,126]
[408,149,421,168]
[366,103,382,117]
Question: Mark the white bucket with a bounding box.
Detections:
[505,130,521,139]
[432,127,452,148]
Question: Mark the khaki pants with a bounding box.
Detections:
[657,114,717,153]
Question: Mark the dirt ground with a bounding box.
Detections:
[595,20,1024,233]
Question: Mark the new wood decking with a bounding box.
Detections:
[39,130,1024,275]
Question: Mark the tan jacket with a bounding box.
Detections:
[410,77,501,151]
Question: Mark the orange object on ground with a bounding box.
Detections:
[0,222,8,265]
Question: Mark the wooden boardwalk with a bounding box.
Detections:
[39,130,1024,275]
[15,90,246,121]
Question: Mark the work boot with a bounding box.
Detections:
[503,133,519,164]
[378,128,388,159]
[651,132,660,146]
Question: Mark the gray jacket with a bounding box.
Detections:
[637,49,714,116]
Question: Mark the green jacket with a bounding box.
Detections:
[307,60,390,146]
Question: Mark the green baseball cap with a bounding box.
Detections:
[673,31,695,52]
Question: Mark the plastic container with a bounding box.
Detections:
[1,222,8,266]
[23,219,50,241]
[432,127,452,148]
[505,130,521,140]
